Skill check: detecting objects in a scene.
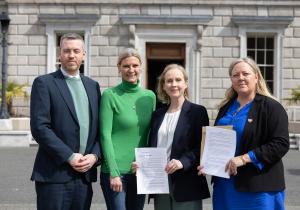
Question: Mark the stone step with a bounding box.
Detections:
[290,134,300,150]
[0,131,32,147]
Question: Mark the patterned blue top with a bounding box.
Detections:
[213,99,285,210]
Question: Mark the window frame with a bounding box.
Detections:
[38,14,99,76]
[232,16,294,100]
[247,34,275,93]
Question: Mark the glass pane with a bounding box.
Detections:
[267,81,273,93]
[257,38,265,49]
[259,66,265,78]
[247,37,255,49]
[265,67,273,80]
[266,38,274,49]
[247,50,255,60]
[257,51,265,64]
[266,51,274,65]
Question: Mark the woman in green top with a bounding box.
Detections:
[100,48,156,210]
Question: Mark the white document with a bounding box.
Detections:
[135,148,169,194]
[200,126,236,178]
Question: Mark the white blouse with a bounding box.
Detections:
[157,109,181,160]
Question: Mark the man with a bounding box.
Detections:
[30,33,101,210]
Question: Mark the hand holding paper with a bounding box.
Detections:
[135,148,169,194]
[200,126,236,178]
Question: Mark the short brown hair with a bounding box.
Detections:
[59,33,85,50]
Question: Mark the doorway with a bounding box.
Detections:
[146,43,186,107]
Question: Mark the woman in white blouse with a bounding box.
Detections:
[147,64,210,210]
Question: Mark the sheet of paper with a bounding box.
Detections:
[135,148,169,194]
[200,125,233,159]
[200,126,236,178]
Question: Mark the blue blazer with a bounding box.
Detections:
[30,70,101,183]
[148,100,210,202]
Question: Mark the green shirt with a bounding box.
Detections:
[65,77,90,154]
[100,80,156,177]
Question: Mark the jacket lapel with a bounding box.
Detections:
[171,100,191,154]
[239,94,261,153]
[80,75,95,119]
[151,107,168,147]
[53,70,79,125]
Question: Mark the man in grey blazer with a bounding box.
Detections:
[30,33,101,210]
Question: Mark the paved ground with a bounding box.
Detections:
[0,147,299,210]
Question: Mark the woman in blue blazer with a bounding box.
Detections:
[147,64,210,210]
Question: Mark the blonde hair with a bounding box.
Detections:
[117,48,142,66]
[157,64,189,104]
[219,57,274,108]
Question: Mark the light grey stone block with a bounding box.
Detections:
[29,56,46,65]
[213,27,238,37]
[18,4,38,14]
[91,35,109,46]
[202,78,222,88]
[258,7,268,16]
[223,37,239,47]
[0,131,32,147]
[39,5,65,14]
[0,119,13,131]
[18,66,39,76]
[202,57,222,68]
[119,5,140,15]
[65,5,75,14]
[233,6,257,16]
[213,47,232,57]
[8,56,28,65]
[100,67,118,76]
[171,5,191,16]
[29,36,46,45]
[91,56,109,66]
[75,5,100,14]
[9,15,28,24]
[192,6,213,16]
[18,46,40,56]
[100,5,118,15]
[269,7,294,17]
[141,5,161,15]
[214,6,232,16]
[202,37,223,47]
[29,15,38,24]
[161,5,171,16]
[18,25,45,35]
[294,28,300,37]
[8,35,28,45]
[99,46,118,56]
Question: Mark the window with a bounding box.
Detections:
[231,16,294,100]
[56,32,85,74]
[38,14,99,75]
[247,36,275,93]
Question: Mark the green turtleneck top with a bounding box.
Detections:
[100,81,156,177]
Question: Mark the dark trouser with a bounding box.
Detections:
[35,177,93,210]
[100,172,145,210]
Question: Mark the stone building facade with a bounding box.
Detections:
[0,0,299,123]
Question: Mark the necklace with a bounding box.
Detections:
[233,106,242,117]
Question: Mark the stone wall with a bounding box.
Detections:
[4,2,300,121]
